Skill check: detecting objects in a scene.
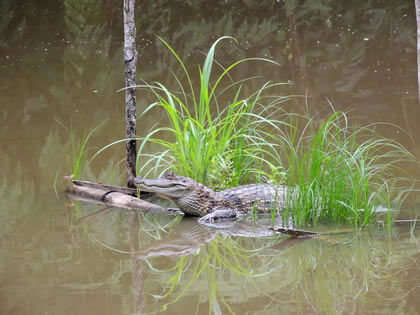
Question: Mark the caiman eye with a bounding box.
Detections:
[163,170,176,180]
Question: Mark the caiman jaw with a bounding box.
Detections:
[134,176,194,199]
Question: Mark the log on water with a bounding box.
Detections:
[71,179,157,199]
[65,184,183,216]
[72,179,138,195]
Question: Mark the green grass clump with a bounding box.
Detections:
[57,120,105,180]
[93,37,415,227]
[135,36,289,188]
[281,111,415,227]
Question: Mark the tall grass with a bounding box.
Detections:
[56,120,105,179]
[280,110,415,227]
[135,36,290,188]
[93,37,415,227]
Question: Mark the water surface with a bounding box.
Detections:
[1,1,420,314]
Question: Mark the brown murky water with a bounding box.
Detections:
[1,1,420,314]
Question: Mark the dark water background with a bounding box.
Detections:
[1,1,420,314]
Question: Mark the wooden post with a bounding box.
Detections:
[123,0,138,187]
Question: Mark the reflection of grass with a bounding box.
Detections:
[69,200,94,245]
[410,217,418,236]
[137,211,182,241]
[287,236,371,313]
[145,229,420,314]
[265,230,420,314]
[148,234,282,312]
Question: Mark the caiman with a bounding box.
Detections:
[134,171,292,223]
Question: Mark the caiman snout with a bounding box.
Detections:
[133,173,197,198]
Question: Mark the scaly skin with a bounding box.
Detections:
[134,171,291,223]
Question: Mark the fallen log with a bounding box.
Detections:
[71,179,138,195]
[70,179,155,199]
[65,181,183,216]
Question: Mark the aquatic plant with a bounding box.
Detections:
[56,120,106,180]
[280,110,415,226]
[134,36,289,188]
[134,37,415,226]
[94,37,415,227]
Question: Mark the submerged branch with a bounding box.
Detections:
[270,226,320,238]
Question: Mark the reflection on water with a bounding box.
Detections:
[1,0,420,314]
[58,208,420,314]
[2,194,420,314]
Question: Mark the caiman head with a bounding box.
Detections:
[134,171,214,216]
[134,171,196,198]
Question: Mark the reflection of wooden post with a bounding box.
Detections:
[129,211,145,314]
[123,0,138,187]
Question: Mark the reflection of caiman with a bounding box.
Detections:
[134,171,291,223]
